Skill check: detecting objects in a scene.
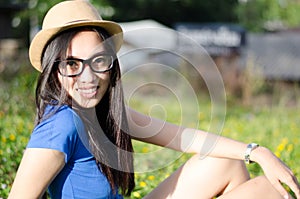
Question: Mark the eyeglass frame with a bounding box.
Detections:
[54,52,115,77]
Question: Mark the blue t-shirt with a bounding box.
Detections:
[27,105,123,199]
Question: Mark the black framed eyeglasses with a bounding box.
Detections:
[55,53,114,77]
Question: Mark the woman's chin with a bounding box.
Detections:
[71,98,100,109]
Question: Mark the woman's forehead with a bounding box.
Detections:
[67,30,106,58]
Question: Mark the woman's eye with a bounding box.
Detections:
[67,60,79,68]
[94,57,105,64]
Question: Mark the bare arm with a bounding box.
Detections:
[8,148,65,199]
[127,107,300,198]
[127,107,246,159]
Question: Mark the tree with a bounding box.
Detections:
[7,0,300,34]
[14,0,111,29]
[108,0,239,27]
[236,0,300,32]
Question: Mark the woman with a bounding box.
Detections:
[9,1,300,198]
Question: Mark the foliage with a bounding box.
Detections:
[0,64,37,198]
[5,0,300,34]
[13,0,112,30]
[11,0,239,28]
[108,0,239,26]
[236,0,300,32]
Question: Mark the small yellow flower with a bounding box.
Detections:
[274,151,281,158]
[277,137,288,152]
[132,191,141,198]
[277,143,285,152]
[147,175,155,181]
[9,134,16,142]
[0,149,3,156]
[139,181,147,187]
[1,136,6,143]
[142,147,149,153]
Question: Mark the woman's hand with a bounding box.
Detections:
[252,146,300,199]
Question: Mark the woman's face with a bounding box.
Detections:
[58,30,111,108]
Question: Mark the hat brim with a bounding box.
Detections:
[29,20,123,72]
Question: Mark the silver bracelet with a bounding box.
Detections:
[244,143,259,164]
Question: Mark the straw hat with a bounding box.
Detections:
[29,0,123,72]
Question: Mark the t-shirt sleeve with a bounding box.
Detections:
[27,107,79,163]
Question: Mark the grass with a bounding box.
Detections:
[1,63,300,198]
[0,66,37,198]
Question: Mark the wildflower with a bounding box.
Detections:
[276,143,285,152]
[274,151,281,158]
[139,181,147,187]
[9,134,16,142]
[148,175,155,181]
[142,147,149,153]
[277,137,288,152]
[132,191,141,198]
[1,136,6,143]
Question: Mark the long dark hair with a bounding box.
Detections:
[35,26,135,196]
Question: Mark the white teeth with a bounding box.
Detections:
[77,87,97,94]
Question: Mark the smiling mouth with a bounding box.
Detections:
[76,86,99,98]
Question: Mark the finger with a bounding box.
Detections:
[276,165,300,198]
[272,180,290,199]
[284,175,300,199]
[280,170,300,197]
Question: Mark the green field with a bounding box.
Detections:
[0,65,299,198]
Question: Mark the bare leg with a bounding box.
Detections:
[218,176,284,199]
[144,154,284,199]
[144,154,250,199]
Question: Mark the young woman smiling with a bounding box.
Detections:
[9,1,300,198]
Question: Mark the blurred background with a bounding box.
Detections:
[2,0,300,101]
[1,0,300,198]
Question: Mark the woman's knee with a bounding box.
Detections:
[218,176,283,199]
[187,154,249,180]
[181,155,250,197]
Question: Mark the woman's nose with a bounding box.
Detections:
[78,64,96,83]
